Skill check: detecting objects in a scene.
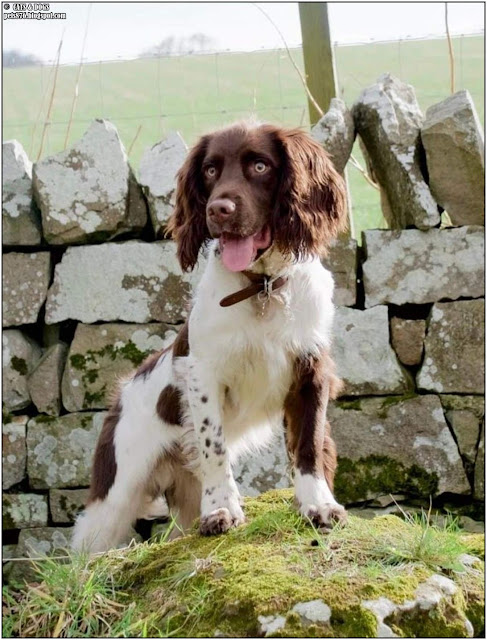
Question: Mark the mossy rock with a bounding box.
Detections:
[3,490,484,638]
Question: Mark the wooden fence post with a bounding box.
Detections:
[298,2,338,125]
[299,2,353,237]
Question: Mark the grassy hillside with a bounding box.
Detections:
[4,36,484,237]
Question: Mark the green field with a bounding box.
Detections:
[4,35,484,239]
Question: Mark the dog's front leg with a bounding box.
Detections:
[285,351,347,528]
[186,357,244,535]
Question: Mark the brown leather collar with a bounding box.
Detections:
[219,270,288,308]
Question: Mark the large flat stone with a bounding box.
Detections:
[2,415,27,489]
[233,431,291,497]
[50,489,89,523]
[139,132,187,237]
[62,323,178,411]
[27,412,105,489]
[3,330,41,412]
[28,342,67,416]
[353,74,439,229]
[2,140,42,246]
[322,236,357,307]
[32,119,147,245]
[363,227,484,307]
[311,98,355,174]
[417,301,484,394]
[333,306,412,396]
[45,240,203,324]
[330,395,470,503]
[422,90,484,226]
[3,493,48,529]
[3,252,51,326]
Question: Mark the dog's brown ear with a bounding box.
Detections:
[167,135,211,272]
[272,127,348,259]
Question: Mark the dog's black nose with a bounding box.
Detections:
[207,198,236,222]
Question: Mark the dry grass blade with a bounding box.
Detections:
[37,31,65,161]
[348,154,380,190]
[64,3,92,149]
[128,124,143,155]
[52,609,66,638]
[445,3,456,94]
[29,63,56,157]
[252,2,324,118]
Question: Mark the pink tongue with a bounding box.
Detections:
[221,235,256,272]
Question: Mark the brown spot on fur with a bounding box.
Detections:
[88,397,121,503]
[157,384,183,426]
[284,350,341,486]
[172,320,189,358]
[322,420,337,491]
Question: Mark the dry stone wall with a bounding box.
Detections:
[2,77,485,568]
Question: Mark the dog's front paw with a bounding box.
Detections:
[299,502,347,529]
[200,505,245,535]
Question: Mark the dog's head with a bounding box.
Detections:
[167,121,347,272]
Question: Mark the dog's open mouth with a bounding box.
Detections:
[219,226,272,272]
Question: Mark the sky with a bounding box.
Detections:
[2,2,485,65]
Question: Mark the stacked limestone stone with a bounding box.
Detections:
[2,78,485,573]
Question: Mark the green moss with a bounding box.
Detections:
[84,369,99,384]
[461,534,485,560]
[336,398,362,411]
[3,490,484,638]
[69,341,152,409]
[386,592,469,638]
[59,495,68,513]
[69,354,87,370]
[330,605,378,638]
[31,414,56,424]
[10,356,27,375]
[82,386,106,409]
[117,341,147,366]
[335,455,439,504]
[376,392,418,418]
[81,341,148,366]
[464,593,485,637]
[3,509,15,530]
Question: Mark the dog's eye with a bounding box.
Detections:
[254,161,268,173]
[205,165,217,178]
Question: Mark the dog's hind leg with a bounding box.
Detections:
[72,392,180,553]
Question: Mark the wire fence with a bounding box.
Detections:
[3,31,484,237]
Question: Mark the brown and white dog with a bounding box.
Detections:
[72,121,348,553]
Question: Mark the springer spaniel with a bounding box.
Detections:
[72,121,348,553]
